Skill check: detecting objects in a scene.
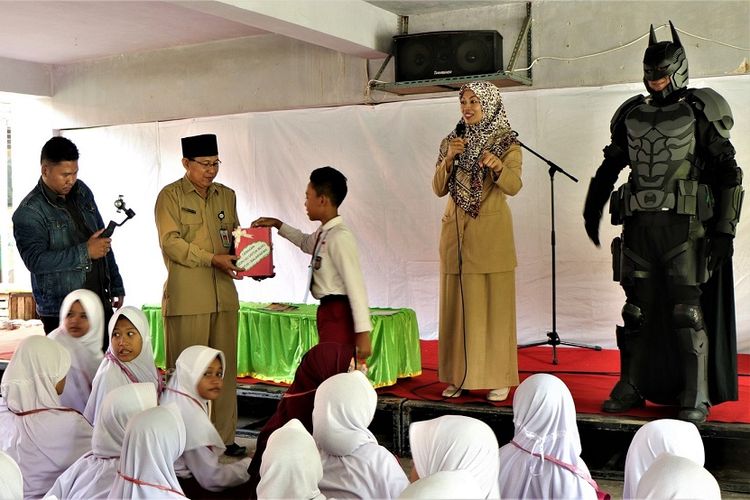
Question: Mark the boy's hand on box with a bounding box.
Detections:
[251,217,282,229]
[212,254,244,280]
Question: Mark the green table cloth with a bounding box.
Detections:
[141,302,422,388]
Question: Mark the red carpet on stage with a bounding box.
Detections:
[375,341,750,424]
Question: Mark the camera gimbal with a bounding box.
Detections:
[101,195,136,238]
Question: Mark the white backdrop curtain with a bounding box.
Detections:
[51,75,749,352]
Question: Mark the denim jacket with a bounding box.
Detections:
[12,178,125,317]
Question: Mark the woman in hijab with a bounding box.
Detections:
[257,419,325,500]
[45,383,157,499]
[108,404,187,499]
[409,415,499,499]
[398,471,482,500]
[313,370,408,499]
[635,454,720,499]
[433,80,522,402]
[0,336,92,499]
[247,342,354,493]
[160,345,251,496]
[84,306,161,423]
[497,374,598,499]
[622,418,705,499]
[0,451,23,500]
[49,289,105,413]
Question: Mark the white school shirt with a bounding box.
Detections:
[313,371,408,499]
[84,306,160,424]
[498,373,596,500]
[45,383,157,500]
[0,451,24,500]
[257,419,325,500]
[160,345,251,491]
[0,336,92,499]
[635,454,720,499]
[410,415,500,499]
[622,418,705,499]
[279,216,372,333]
[108,404,186,499]
[49,289,105,413]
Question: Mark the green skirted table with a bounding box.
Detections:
[141,302,422,388]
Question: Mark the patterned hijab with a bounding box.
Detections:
[441,80,518,218]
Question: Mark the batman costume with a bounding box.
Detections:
[583,22,743,423]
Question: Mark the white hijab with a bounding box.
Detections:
[410,415,500,499]
[108,404,186,499]
[497,373,596,500]
[45,383,158,500]
[623,418,705,499]
[635,454,721,499]
[0,451,23,500]
[0,336,92,499]
[160,345,226,451]
[399,470,483,499]
[314,371,408,499]
[84,306,160,424]
[257,419,325,500]
[49,289,105,413]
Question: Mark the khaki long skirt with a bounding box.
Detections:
[438,270,519,390]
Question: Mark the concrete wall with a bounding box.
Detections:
[50,1,750,129]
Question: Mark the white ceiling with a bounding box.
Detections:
[0,0,510,66]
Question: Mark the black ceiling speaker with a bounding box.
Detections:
[393,30,503,82]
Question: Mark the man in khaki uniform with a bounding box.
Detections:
[155,133,246,456]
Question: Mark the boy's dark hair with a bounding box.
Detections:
[310,166,347,207]
[40,136,79,164]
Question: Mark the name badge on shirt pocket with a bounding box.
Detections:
[220,228,231,248]
[314,255,322,270]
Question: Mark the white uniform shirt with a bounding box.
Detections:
[49,289,105,413]
[160,345,250,491]
[497,373,596,500]
[313,371,408,499]
[45,383,157,500]
[0,336,92,499]
[279,216,372,333]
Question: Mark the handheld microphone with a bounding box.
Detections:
[450,121,466,185]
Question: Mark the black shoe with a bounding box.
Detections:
[224,443,247,457]
[602,381,644,412]
[677,404,709,424]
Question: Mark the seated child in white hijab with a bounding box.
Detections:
[635,454,720,499]
[0,336,92,499]
[0,451,24,500]
[45,382,157,499]
[108,404,187,499]
[622,418,705,499]
[313,370,409,499]
[399,470,482,500]
[84,306,161,424]
[49,289,105,413]
[497,373,598,500]
[160,345,251,494]
[257,418,325,500]
[409,415,499,499]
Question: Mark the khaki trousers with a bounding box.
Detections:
[165,311,238,444]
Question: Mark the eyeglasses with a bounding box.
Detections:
[188,158,222,170]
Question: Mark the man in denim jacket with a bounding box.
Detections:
[12,137,125,350]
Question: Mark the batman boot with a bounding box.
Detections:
[603,325,645,412]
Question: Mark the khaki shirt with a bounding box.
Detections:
[155,175,240,316]
[433,144,523,274]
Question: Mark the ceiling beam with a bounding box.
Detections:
[176,0,398,58]
[0,57,51,97]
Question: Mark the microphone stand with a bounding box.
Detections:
[516,140,601,364]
